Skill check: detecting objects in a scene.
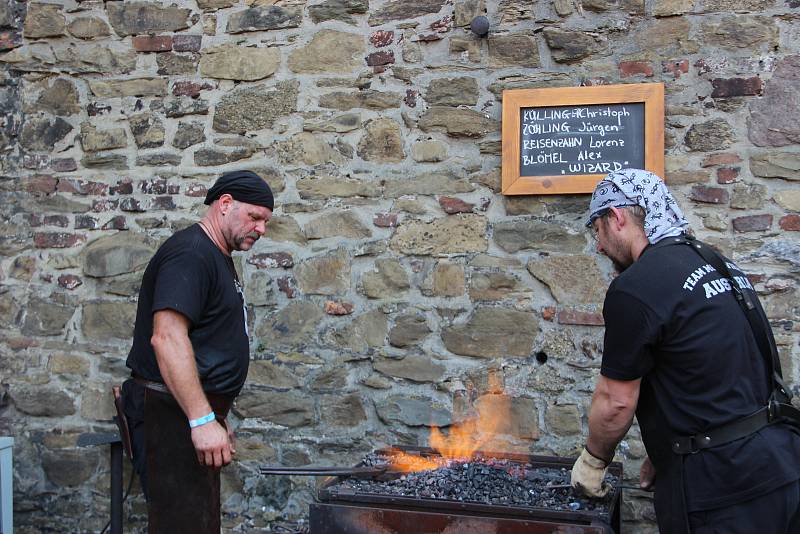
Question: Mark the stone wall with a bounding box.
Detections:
[1,0,799,532]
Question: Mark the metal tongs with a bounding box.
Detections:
[259,464,397,480]
[547,483,647,491]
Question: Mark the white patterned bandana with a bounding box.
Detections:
[586,168,688,244]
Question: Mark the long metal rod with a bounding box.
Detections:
[110,442,123,534]
[547,483,646,491]
[259,465,389,477]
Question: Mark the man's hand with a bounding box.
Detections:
[222,417,236,455]
[571,447,611,498]
[639,455,656,491]
[191,419,233,468]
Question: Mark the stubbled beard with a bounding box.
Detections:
[606,247,634,273]
[234,232,259,250]
[603,245,632,273]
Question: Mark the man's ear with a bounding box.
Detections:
[218,193,234,214]
[606,206,626,231]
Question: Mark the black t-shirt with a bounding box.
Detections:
[126,224,250,396]
[601,236,800,511]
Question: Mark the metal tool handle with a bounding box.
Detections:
[259,465,388,478]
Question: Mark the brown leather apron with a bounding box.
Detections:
[141,383,234,534]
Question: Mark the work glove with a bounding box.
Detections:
[570,447,611,498]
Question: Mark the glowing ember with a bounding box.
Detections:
[388,375,515,473]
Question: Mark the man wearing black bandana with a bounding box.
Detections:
[571,169,800,533]
[122,170,274,533]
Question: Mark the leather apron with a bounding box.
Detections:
[123,377,234,534]
[638,380,692,534]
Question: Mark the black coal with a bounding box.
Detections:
[331,453,618,514]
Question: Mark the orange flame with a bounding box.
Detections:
[387,374,514,473]
[384,449,441,473]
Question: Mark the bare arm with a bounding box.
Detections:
[151,309,232,467]
[151,309,209,419]
[586,375,641,463]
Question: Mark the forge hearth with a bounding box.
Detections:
[310,446,622,534]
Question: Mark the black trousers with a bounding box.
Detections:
[122,379,231,534]
[688,478,800,534]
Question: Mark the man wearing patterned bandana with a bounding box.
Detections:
[587,168,688,247]
[571,169,800,533]
[122,170,274,533]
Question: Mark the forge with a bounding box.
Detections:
[260,379,624,533]
[308,446,622,534]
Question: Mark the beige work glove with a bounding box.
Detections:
[570,447,611,498]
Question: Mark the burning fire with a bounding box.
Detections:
[387,375,514,473]
[384,449,441,472]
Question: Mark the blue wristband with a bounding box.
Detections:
[189,411,216,429]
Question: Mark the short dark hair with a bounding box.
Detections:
[596,205,646,229]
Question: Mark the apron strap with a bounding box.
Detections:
[667,455,691,534]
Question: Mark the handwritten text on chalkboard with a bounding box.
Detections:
[519,103,645,177]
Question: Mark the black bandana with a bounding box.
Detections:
[204,170,274,210]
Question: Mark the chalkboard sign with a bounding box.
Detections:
[502,84,664,195]
[519,103,644,177]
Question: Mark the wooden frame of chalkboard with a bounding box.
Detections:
[501,83,664,195]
